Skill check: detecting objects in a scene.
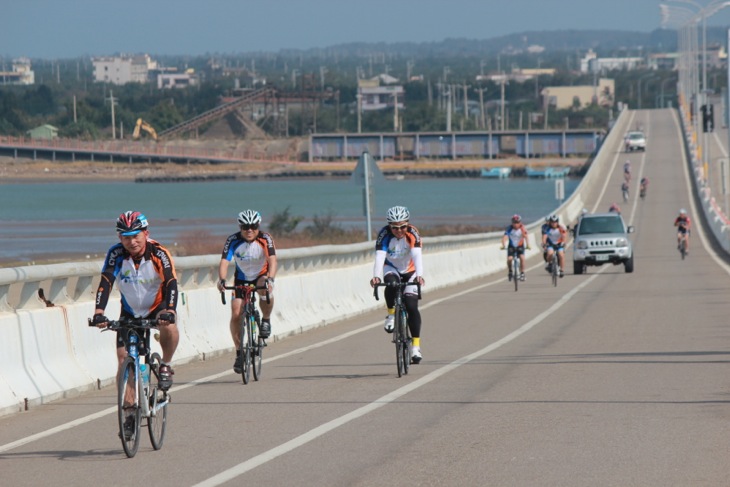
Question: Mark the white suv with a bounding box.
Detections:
[573,213,634,274]
[624,131,646,152]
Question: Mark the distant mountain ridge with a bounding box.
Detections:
[277,28,730,57]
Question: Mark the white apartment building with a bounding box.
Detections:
[580,49,643,73]
[92,54,157,84]
[0,58,34,85]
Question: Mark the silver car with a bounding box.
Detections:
[573,213,634,274]
[624,131,646,152]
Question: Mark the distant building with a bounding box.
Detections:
[26,124,58,140]
[92,55,158,85]
[476,68,555,84]
[157,71,198,89]
[0,58,34,85]
[358,76,405,112]
[581,49,643,73]
[647,52,680,71]
[542,79,615,109]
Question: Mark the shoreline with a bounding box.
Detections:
[0,156,588,183]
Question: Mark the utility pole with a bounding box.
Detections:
[476,87,487,129]
[500,75,506,131]
[106,90,117,140]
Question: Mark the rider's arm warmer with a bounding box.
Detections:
[411,247,424,277]
[373,250,387,279]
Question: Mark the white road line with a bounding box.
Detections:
[0,276,506,455]
[194,271,603,487]
[671,110,730,276]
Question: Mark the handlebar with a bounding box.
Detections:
[87,316,163,330]
[220,282,271,305]
[372,280,422,301]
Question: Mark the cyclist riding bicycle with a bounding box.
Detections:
[501,214,530,282]
[217,209,278,374]
[540,216,551,266]
[369,206,425,364]
[623,160,631,182]
[674,208,692,255]
[91,211,179,438]
[542,214,567,278]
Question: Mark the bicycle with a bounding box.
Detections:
[502,245,527,291]
[221,282,270,384]
[550,249,560,287]
[88,316,170,458]
[373,279,422,378]
[678,233,688,260]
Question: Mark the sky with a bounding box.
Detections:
[4,0,730,59]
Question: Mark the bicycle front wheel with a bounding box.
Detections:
[400,309,410,375]
[513,257,519,292]
[252,316,263,381]
[241,316,251,384]
[147,353,168,450]
[552,256,558,287]
[118,357,141,458]
[394,306,406,377]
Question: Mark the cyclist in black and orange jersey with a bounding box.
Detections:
[91,211,179,436]
[217,209,277,374]
[674,208,692,255]
[369,206,425,364]
[501,214,530,282]
[542,214,568,278]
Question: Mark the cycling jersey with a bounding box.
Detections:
[504,223,528,248]
[373,224,423,278]
[675,216,691,233]
[544,224,567,248]
[96,239,178,318]
[221,231,276,281]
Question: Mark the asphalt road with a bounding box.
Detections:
[3,109,730,486]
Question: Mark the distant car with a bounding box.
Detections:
[572,212,634,274]
[624,131,646,152]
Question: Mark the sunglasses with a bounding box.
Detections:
[240,224,259,231]
[390,224,408,230]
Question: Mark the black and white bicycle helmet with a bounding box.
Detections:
[237,209,262,225]
[548,214,559,223]
[386,206,410,223]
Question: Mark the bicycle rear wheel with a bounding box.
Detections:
[240,317,251,384]
[252,315,263,381]
[394,306,406,377]
[147,353,168,450]
[118,357,141,458]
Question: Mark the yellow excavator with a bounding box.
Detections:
[132,118,158,141]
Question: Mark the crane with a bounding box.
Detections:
[132,118,158,141]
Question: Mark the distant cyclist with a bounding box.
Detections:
[217,210,277,374]
[542,214,567,278]
[640,177,648,198]
[621,181,630,202]
[608,203,621,214]
[370,206,425,364]
[674,208,692,255]
[501,214,530,282]
[623,160,631,183]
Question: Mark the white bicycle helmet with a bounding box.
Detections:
[386,206,410,223]
[237,209,262,225]
[679,208,687,215]
[548,214,559,223]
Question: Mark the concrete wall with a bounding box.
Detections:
[0,109,629,417]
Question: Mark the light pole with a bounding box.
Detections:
[637,73,656,110]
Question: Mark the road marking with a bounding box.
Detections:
[194,270,603,486]
[671,110,730,276]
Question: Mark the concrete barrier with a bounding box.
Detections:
[0,111,629,417]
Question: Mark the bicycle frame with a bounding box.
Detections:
[373,279,422,377]
[221,283,270,383]
[89,317,170,458]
